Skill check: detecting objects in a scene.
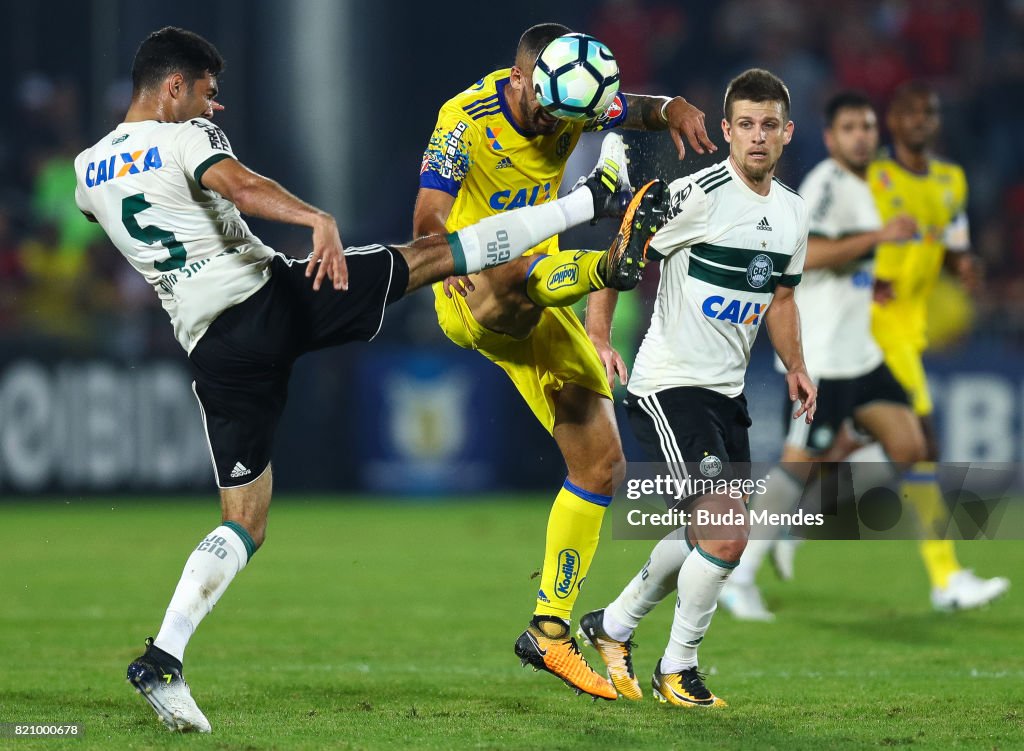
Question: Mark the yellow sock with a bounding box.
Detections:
[902,462,960,588]
[534,480,610,619]
[919,540,960,589]
[525,250,605,307]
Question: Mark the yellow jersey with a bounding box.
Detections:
[419,69,627,257]
[868,152,969,349]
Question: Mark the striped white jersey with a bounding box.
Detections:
[74,118,274,352]
[629,158,809,398]
[789,158,884,378]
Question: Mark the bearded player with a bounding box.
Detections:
[413,22,715,699]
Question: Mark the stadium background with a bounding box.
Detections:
[1,0,1022,496]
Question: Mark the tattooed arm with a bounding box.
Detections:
[621,93,717,159]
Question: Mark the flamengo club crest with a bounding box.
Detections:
[746,254,773,289]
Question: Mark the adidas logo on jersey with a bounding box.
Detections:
[756,216,772,231]
[230,462,251,479]
[495,157,513,169]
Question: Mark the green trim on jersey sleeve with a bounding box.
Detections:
[778,273,802,287]
[194,153,233,189]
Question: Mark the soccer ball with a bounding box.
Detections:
[533,33,620,121]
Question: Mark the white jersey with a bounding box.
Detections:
[74,118,275,352]
[629,158,809,398]
[790,158,884,378]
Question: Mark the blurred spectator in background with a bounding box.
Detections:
[590,0,687,92]
[0,206,26,330]
[2,0,1024,357]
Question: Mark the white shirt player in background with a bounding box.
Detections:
[76,26,639,734]
[719,92,1008,622]
[578,69,816,707]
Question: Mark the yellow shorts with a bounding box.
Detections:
[433,284,612,434]
[877,337,933,417]
[873,299,932,417]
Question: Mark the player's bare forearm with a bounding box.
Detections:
[764,289,806,374]
[621,94,672,130]
[767,287,816,420]
[585,287,619,343]
[621,94,714,157]
[203,158,331,231]
[805,234,879,270]
[204,157,345,290]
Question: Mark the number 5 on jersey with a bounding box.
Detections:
[122,193,188,271]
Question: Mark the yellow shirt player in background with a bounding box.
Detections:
[414,23,715,699]
[868,81,1009,610]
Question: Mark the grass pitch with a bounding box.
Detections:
[2,497,1022,750]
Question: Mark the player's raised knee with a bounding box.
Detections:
[885,433,928,467]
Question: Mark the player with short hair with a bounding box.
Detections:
[577,69,816,706]
[75,27,650,733]
[717,91,928,620]
[725,87,1008,620]
[414,21,716,701]
[865,82,1008,611]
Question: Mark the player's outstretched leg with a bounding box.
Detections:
[396,153,631,294]
[526,149,669,307]
[127,638,212,733]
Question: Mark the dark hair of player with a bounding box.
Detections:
[131,26,225,94]
[723,68,791,121]
[824,91,873,127]
[889,80,937,112]
[516,22,572,67]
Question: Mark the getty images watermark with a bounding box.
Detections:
[613,461,1024,541]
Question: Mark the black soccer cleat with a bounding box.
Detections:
[602,179,669,291]
[126,637,212,733]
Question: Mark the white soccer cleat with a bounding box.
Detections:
[592,131,632,192]
[719,581,776,622]
[127,638,212,733]
[930,569,1010,612]
[577,133,632,220]
[770,538,802,582]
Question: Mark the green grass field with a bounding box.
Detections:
[3,497,1023,750]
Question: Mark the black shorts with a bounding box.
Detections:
[626,386,752,505]
[783,362,909,453]
[189,246,409,488]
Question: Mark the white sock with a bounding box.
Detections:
[604,528,690,640]
[846,442,900,494]
[662,547,735,672]
[732,468,803,586]
[154,524,254,662]
[451,187,594,274]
